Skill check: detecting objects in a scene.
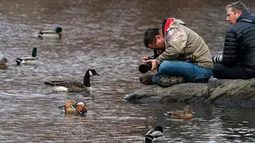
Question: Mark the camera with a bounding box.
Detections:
[139,61,152,73]
[139,50,159,73]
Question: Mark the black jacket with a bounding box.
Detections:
[222,10,255,76]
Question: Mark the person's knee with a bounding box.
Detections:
[159,60,174,68]
[158,60,186,77]
[158,61,169,72]
[213,64,223,71]
[158,60,180,71]
[213,64,225,78]
[158,61,176,74]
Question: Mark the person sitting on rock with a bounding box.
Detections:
[140,18,213,87]
[212,1,255,79]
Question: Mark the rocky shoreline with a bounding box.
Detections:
[124,77,255,106]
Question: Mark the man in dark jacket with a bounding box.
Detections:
[213,1,255,79]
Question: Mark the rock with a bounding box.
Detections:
[209,79,255,106]
[125,78,255,106]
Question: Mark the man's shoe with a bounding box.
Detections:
[158,76,185,87]
[139,73,155,85]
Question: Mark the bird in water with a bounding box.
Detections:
[165,106,194,119]
[0,57,8,69]
[58,101,88,116]
[145,125,167,143]
[38,26,62,39]
[45,69,100,93]
[15,47,38,65]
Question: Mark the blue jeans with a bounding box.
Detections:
[152,60,213,83]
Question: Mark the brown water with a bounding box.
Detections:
[0,0,255,142]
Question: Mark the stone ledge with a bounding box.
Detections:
[124,78,255,106]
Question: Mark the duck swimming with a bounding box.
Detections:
[38,26,62,39]
[165,106,194,119]
[45,69,100,93]
[15,47,38,65]
[145,126,167,143]
[0,57,8,69]
[59,101,88,116]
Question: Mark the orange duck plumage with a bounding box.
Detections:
[59,101,88,116]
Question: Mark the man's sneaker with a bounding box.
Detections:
[158,76,185,87]
[139,73,155,85]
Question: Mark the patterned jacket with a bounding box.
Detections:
[156,18,213,69]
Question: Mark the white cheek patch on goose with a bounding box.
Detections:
[89,71,93,76]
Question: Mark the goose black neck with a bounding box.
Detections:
[83,73,91,87]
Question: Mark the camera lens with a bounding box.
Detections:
[139,62,152,73]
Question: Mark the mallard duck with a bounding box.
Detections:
[165,106,194,119]
[38,27,62,39]
[59,101,88,116]
[145,126,167,143]
[45,69,100,93]
[0,57,8,69]
[15,47,38,65]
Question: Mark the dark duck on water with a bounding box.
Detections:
[145,126,167,143]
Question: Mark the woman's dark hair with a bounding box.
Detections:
[143,28,159,48]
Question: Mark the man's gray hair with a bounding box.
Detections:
[226,1,248,13]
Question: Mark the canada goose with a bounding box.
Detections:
[15,47,38,65]
[45,69,100,93]
[58,101,88,116]
[38,27,62,39]
[0,57,8,69]
[165,106,194,119]
[145,126,167,143]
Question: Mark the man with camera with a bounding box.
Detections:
[212,1,255,79]
[139,18,213,87]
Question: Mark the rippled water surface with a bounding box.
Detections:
[0,0,255,142]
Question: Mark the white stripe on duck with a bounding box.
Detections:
[15,47,38,65]
[38,27,62,39]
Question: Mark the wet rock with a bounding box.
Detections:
[124,83,208,103]
[125,78,255,106]
[209,79,255,106]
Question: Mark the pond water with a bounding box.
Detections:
[0,0,254,142]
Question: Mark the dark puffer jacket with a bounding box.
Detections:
[222,10,255,75]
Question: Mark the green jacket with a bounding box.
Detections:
[157,20,213,69]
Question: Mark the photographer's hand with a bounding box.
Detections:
[142,56,149,63]
[147,59,159,71]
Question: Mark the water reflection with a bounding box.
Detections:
[0,0,255,142]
